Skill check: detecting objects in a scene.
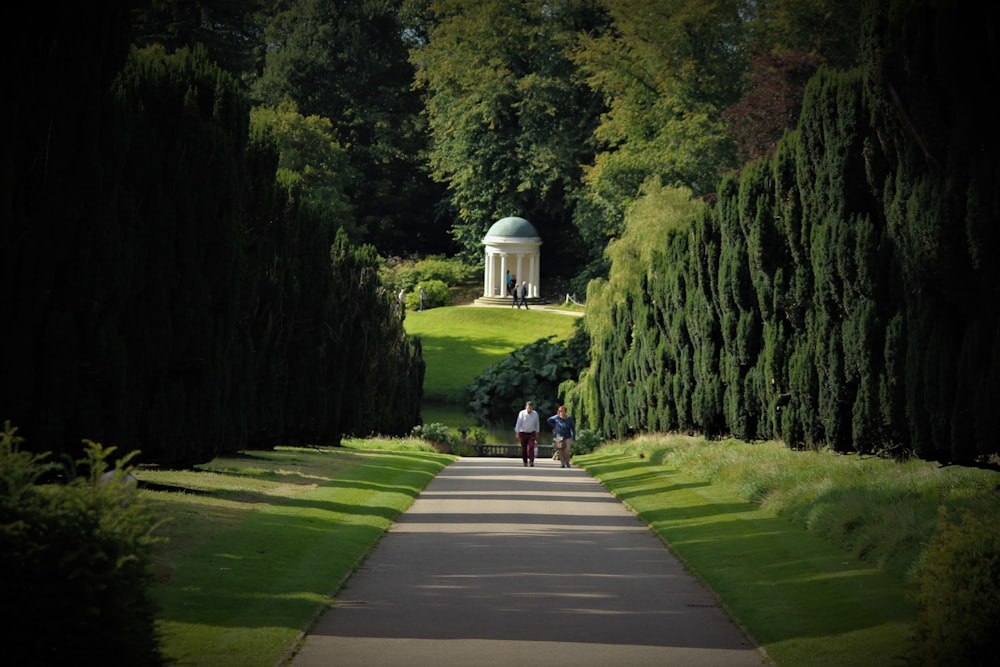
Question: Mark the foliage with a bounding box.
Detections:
[2,34,425,465]
[409,414,486,452]
[909,508,1000,666]
[466,336,578,426]
[746,0,866,71]
[0,422,166,665]
[129,0,269,82]
[411,255,479,285]
[721,49,818,165]
[570,0,746,246]
[572,429,602,455]
[565,182,705,433]
[405,279,449,311]
[410,422,455,446]
[568,1,1000,464]
[253,0,445,255]
[383,254,478,294]
[250,100,359,241]
[408,0,606,267]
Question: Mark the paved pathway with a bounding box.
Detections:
[286,457,769,667]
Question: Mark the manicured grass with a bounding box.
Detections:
[140,433,1000,666]
[141,440,451,667]
[138,301,999,666]
[403,305,579,401]
[577,435,1000,666]
[580,447,909,665]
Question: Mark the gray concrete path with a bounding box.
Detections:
[286,457,770,667]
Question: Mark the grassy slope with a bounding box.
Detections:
[403,305,579,401]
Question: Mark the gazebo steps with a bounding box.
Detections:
[473,296,546,307]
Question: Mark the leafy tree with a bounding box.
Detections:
[747,0,864,71]
[250,101,359,241]
[466,337,579,427]
[408,0,607,268]
[129,0,272,85]
[722,49,817,165]
[570,0,748,250]
[254,0,445,255]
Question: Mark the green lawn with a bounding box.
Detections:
[403,305,579,402]
[139,435,987,667]
[143,441,452,667]
[137,303,997,667]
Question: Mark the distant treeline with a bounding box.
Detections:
[567,1,999,465]
[1,6,423,466]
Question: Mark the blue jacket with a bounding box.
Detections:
[547,413,575,439]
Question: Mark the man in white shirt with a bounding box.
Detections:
[514,401,540,466]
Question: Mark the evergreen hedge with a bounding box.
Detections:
[567,0,999,464]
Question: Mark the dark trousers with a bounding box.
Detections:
[517,431,537,463]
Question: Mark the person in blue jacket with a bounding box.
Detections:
[547,405,576,468]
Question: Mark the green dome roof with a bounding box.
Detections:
[484,216,540,239]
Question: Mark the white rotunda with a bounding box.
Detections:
[479,216,542,304]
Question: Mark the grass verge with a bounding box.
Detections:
[140,439,451,667]
[141,433,1000,666]
[577,435,1000,666]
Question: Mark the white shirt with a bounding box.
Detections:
[514,408,540,433]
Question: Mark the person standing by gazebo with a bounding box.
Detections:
[517,281,529,309]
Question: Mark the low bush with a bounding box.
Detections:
[382,255,477,293]
[0,421,166,665]
[406,279,449,310]
[411,422,454,447]
[466,336,577,425]
[908,507,1000,666]
[572,429,602,455]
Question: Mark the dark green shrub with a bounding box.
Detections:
[411,256,478,284]
[466,336,577,426]
[0,422,166,665]
[383,255,477,292]
[908,508,1000,666]
[411,422,454,446]
[407,279,449,310]
[572,429,603,455]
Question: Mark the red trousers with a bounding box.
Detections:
[517,431,537,462]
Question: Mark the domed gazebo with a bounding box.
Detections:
[478,216,542,304]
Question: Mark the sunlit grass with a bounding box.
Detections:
[137,325,1000,667]
[577,435,1000,665]
[403,305,578,401]
[141,440,452,667]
